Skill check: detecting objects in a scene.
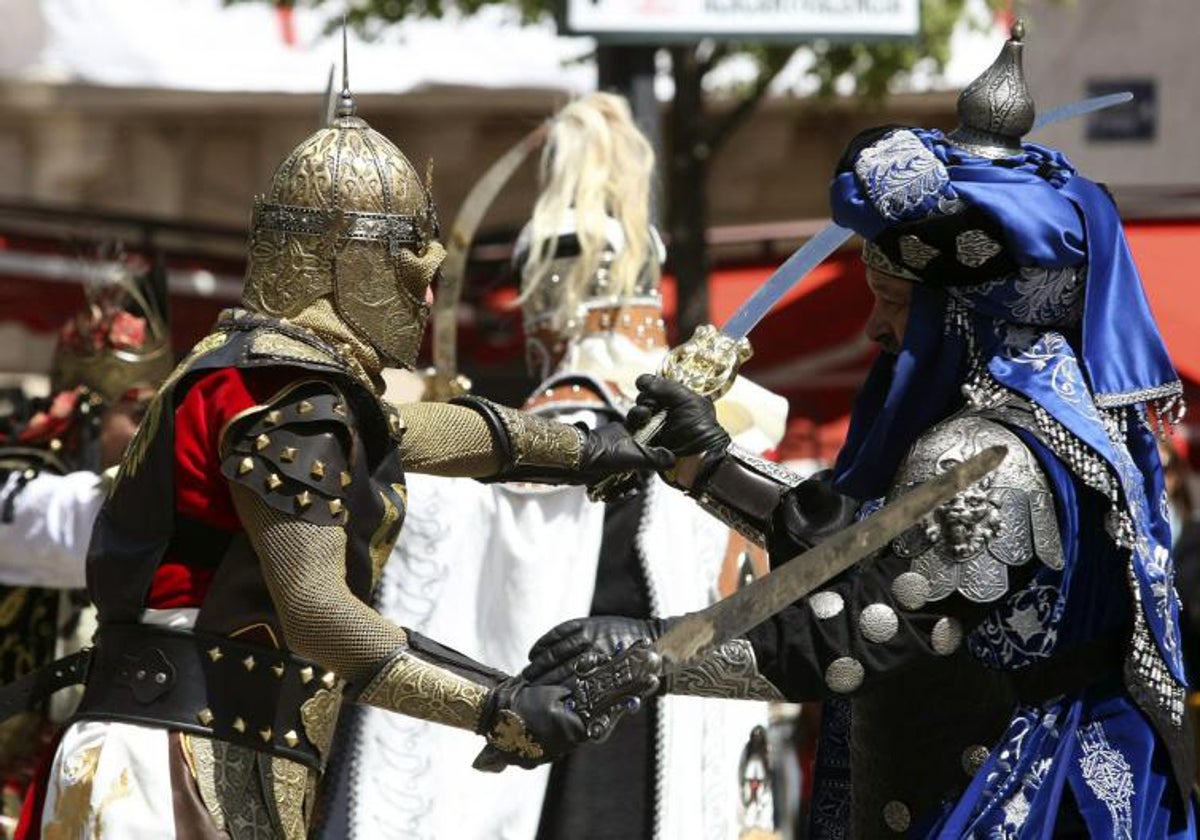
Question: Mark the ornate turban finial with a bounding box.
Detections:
[947,18,1036,159]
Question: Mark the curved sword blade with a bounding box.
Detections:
[655,445,1007,667]
[431,123,549,389]
[1032,91,1133,132]
[720,222,853,340]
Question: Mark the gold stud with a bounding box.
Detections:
[49,438,63,452]
[321,671,337,689]
[255,434,270,451]
[333,402,347,417]
[266,473,283,491]
[237,457,254,476]
[299,666,314,684]
[340,471,352,488]
[328,499,344,516]
[208,646,223,662]
[259,727,273,743]
[264,409,282,426]
[242,655,256,672]
[296,491,312,510]
[283,730,300,747]
[232,717,246,733]
[272,663,285,678]
[197,708,214,726]
[311,460,325,480]
[280,446,297,462]
[298,400,314,415]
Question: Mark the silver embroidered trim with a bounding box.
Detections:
[888,413,1062,604]
[810,591,845,620]
[859,603,899,644]
[824,657,865,694]
[666,638,785,701]
[1093,380,1183,409]
[853,129,950,222]
[931,617,964,655]
[695,493,767,548]
[862,240,921,282]
[955,229,1003,268]
[1077,722,1134,839]
[726,444,805,489]
[255,203,423,250]
[891,572,931,611]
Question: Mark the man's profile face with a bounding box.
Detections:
[864,268,914,355]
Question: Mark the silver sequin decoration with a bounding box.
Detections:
[882,800,911,832]
[810,591,845,620]
[931,617,964,655]
[859,603,899,643]
[824,657,865,694]
[891,572,931,611]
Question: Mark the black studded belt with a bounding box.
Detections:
[74,623,340,770]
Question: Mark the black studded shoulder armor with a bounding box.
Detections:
[219,380,357,527]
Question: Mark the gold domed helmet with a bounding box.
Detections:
[242,56,444,369]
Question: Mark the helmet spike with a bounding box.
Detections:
[336,14,356,118]
[947,17,1036,158]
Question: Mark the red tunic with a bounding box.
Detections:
[147,366,294,610]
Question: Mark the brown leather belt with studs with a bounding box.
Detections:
[75,623,340,770]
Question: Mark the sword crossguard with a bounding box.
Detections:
[565,640,662,742]
[587,324,753,503]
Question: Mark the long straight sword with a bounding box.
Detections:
[573,444,1006,741]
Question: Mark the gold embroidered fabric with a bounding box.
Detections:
[356,649,489,732]
[299,687,342,763]
[397,402,503,477]
[186,734,312,840]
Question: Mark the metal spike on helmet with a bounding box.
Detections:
[947,19,1036,159]
[336,15,356,118]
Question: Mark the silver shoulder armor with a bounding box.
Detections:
[888,413,1063,604]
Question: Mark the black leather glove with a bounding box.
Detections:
[628,375,731,458]
[473,676,587,772]
[575,421,676,484]
[523,616,669,687]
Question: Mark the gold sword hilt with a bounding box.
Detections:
[587,325,753,503]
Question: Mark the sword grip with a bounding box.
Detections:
[586,410,668,503]
[566,640,662,742]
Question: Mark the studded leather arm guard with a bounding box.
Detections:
[744,413,1062,701]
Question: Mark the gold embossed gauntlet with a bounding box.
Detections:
[352,630,586,772]
[451,395,673,485]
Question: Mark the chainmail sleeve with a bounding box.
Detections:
[230,484,496,732]
[395,402,503,477]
